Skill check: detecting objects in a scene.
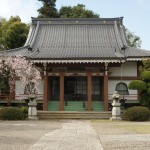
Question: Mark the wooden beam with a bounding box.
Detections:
[60,73,64,111]
[87,72,92,111]
[108,76,139,80]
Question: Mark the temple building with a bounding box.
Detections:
[6,17,150,111]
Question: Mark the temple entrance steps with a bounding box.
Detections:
[48,101,104,111]
[37,111,111,119]
[48,101,60,111]
[92,101,104,111]
[64,101,87,111]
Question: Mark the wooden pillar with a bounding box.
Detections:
[43,75,48,111]
[43,62,48,111]
[104,63,108,111]
[60,73,64,111]
[137,61,141,100]
[87,72,92,111]
[8,78,15,106]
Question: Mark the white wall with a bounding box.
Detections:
[15,80,25,100]
[37,80,43,100]
[37,80,43,95]
[108,80,138,100]
[15,80,43,100]
[110,62,137,77]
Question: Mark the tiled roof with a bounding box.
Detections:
[4,17,150,62]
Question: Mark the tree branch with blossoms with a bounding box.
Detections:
[0,54,41,97]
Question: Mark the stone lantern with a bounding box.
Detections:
[110,91,122,120]
[28,94,38,120]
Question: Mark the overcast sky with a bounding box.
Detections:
[0,0,150,50]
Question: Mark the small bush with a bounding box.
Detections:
[147,88,150,95]
[128,80,146,91]
[147,83,150,87]
[140,94,150,110]
[20,106,28,119]
[123,106,150,121]
[141,71,150,81]
[0,107,25,120]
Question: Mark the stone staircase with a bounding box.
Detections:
[37,111,111,119]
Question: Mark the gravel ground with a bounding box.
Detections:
[0,120,64,150]
[0,120,150,150]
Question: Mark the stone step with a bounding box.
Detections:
[37,111,112,119]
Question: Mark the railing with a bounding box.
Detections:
[1,94,138,101]
[0,94,43,106]
[0,94,13,99]
[0,94,15,105]
[108,94,138,100]
[15,94,43,100]
[0,93,139,106]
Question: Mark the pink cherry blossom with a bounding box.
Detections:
[0,54,41,95]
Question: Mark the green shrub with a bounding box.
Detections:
[0,107,25,120]
[140,94,150,110]
[128,80,146,91]
[147,83,150,87]
[20,106,28,119]
[147,88,150,95]
[141,71,150,81]
[123,106,150,121]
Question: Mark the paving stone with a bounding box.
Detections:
[1,120,150,150]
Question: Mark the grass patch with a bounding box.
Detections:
[121,125,150,134]
[91,120,150,134]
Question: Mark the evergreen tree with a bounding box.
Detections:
[129,59,150,109]
[37,0,58,18]
[0,16,29,50]
[59,4,99,18]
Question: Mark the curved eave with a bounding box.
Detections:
[126,57,150,61]
[3,45,29,52]
[126,47,150,59]
[30,59,125,64]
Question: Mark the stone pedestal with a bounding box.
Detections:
[110,91,122,121]
[28,99,38,120]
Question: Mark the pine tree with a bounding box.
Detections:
[59,4,99,18]
[37,0,58,18]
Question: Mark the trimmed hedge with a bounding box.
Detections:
[128,80,146,91]
[140,94,150,110]
[123,106,150,121]
[141,71,150,81]
[0,107,25,120]
[147,88,150,95]
[147,83,150,87]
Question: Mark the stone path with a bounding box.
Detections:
[29,120,103,150]
[1,120,150,150]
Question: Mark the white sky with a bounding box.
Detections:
[0,0,150,50]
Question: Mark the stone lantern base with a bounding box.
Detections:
[110,116,122,121]
[28,99,38,120]
[110,91,122,121]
